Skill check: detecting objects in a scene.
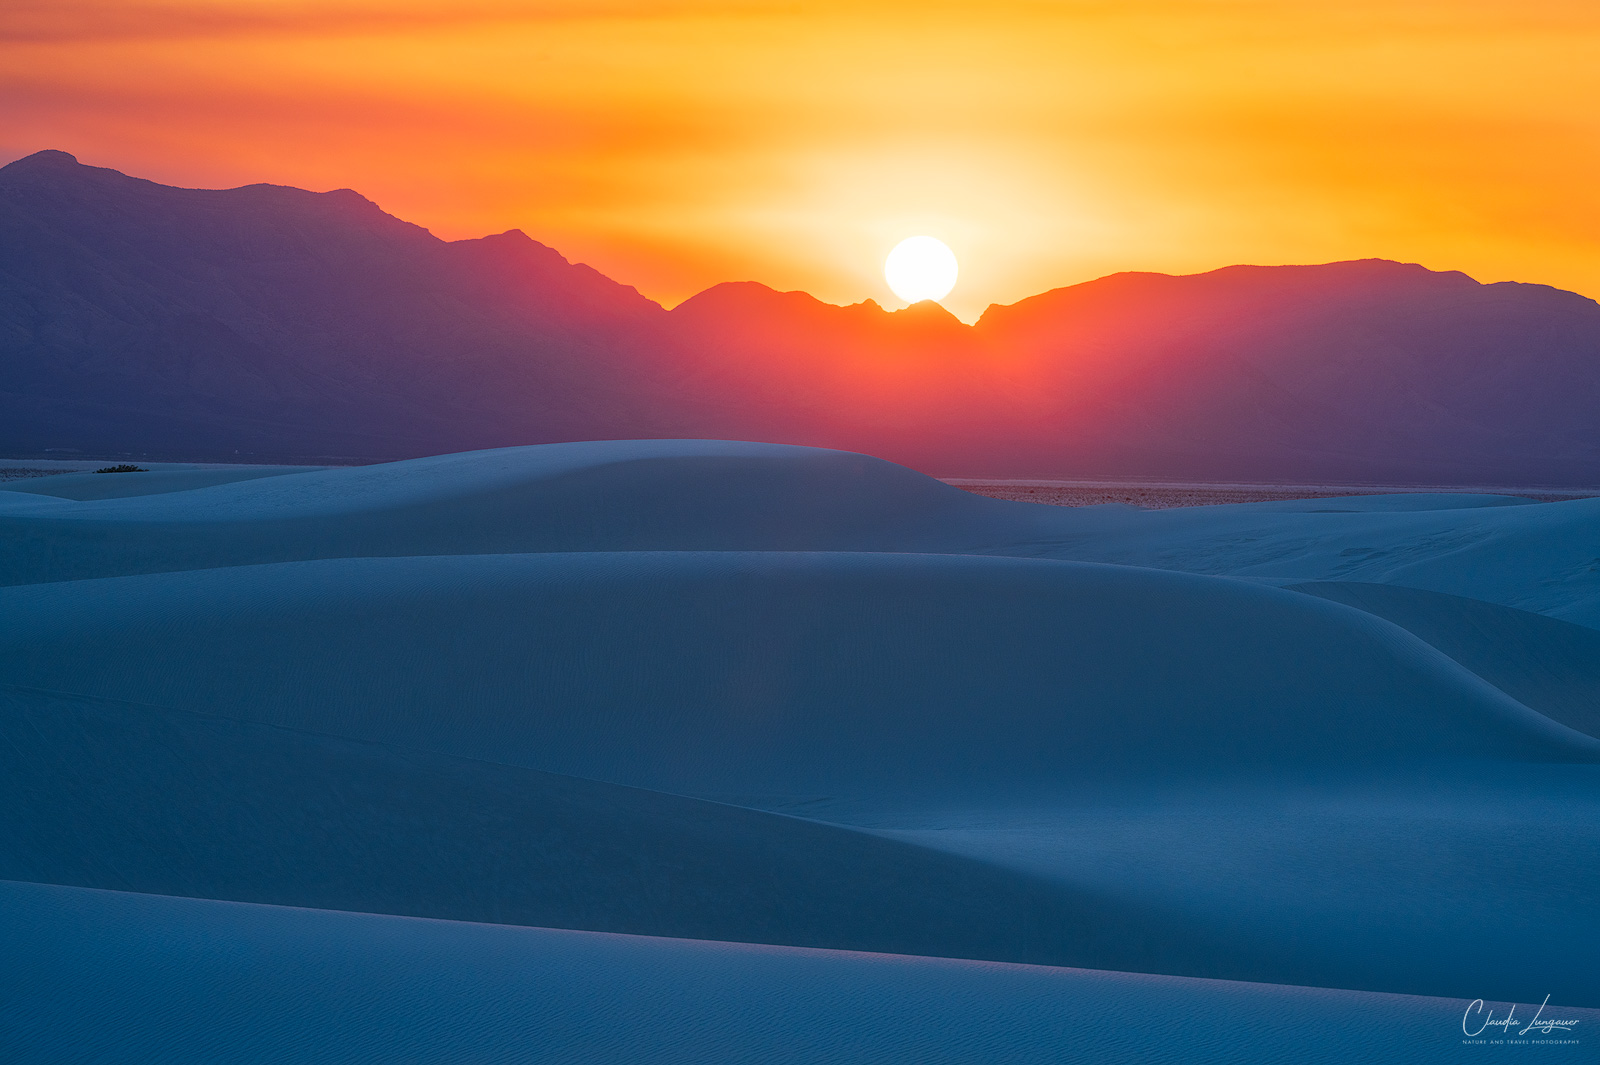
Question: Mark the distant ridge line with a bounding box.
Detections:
[4,149,1600,485]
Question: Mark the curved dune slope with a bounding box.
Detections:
[9,881,1559,1065]
[1020,493,1600,629]
[1292,582,1600,738]
[877,763,1600,1006]
[10,683,1593,1005]
[0,554,1590,802]
[2,442,1594,635]
[0,441,1076,586]
[0,685,1200,971]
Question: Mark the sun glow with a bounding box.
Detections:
[884,236,958,304]
[7,3,1600,313]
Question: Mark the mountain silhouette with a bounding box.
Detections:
[4,149,1598,483]
[0,150,696,460]
[975,262,1600,482]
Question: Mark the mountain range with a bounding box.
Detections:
[3,149,1597,484]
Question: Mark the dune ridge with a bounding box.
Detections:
[12,879,1582,1065]
[0,441,1064,585]
[0,552,1592,798]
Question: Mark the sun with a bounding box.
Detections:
[884,236,958,304]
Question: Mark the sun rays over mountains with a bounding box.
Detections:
[5,149,1600,486]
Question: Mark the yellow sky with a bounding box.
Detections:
[3,0,1598,320]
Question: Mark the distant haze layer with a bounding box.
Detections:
[3,150,1598,485]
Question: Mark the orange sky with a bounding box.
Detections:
[3,0,1598,321]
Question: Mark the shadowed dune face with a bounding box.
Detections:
[4,683,1598,1007]
[0,552,1591,798]
[13,880,1586,1065]
[1291,582,1600,740]
[0,685,1209,972]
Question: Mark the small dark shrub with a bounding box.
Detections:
[94,464,147,474]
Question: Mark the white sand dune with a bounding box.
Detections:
[1291,581,1600,738]
[867,763,1600,1005]
[0,441,1066,585]
[1,551,1595,1004]
[0,553,1591,795]
[2,440,1592,631]
[1008,491,1600,629]
[0,684,1194,970]
[12,880,1582,1065]
[3,440,1596,1058]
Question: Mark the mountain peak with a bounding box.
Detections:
[0,149,163,196]
[0,150,92,185]
[3,149,81,170]
[888,299,966,327]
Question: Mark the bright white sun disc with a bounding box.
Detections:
[884,236,958,303]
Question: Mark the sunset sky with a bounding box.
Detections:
[3,0,1597,321]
